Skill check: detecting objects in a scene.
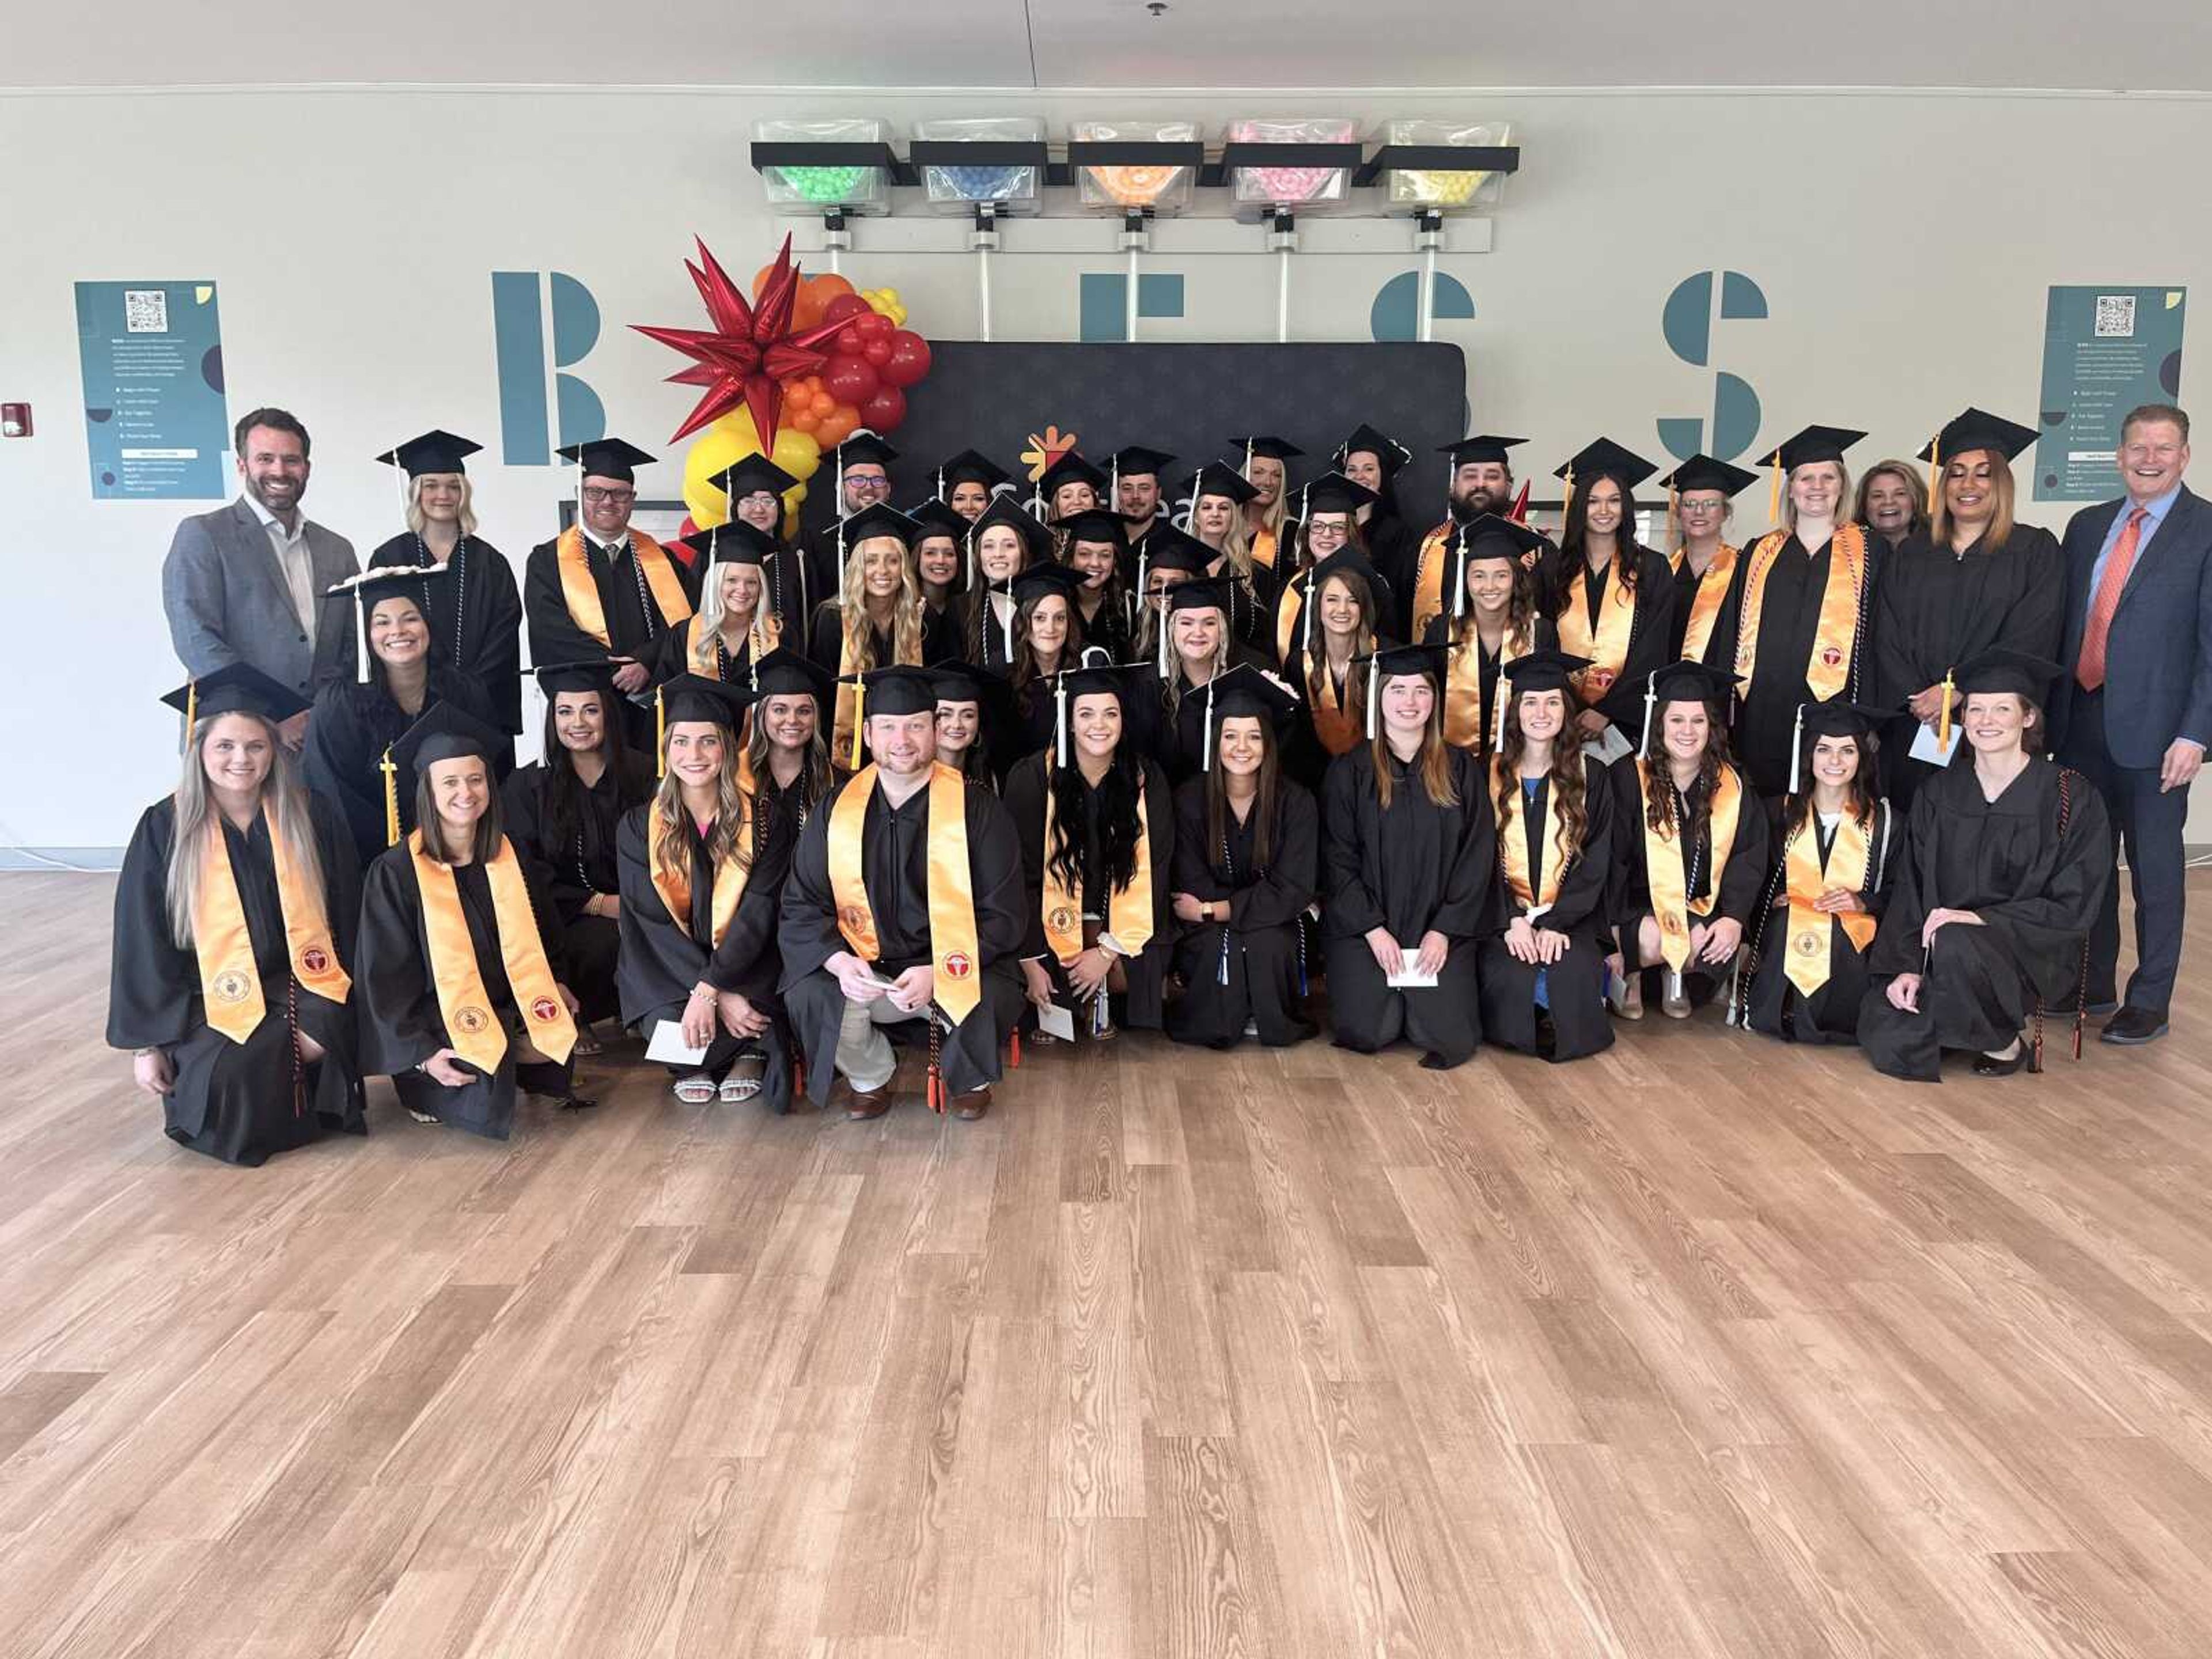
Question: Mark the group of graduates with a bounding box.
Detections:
[110,409,2114,1167]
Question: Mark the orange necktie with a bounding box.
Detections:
[2077,505,2149,692]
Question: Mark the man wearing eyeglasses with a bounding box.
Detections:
[523,437,699,743]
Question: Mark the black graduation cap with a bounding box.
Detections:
[1181,662,1304,768]
[162,662,311,726]
[926,661,1001,707]
[1304,547,1385,601]
[1337,423,1414,474]
[906,498,970,542]
[657,672,753,729]
[1054,507,1130,548]
[1108,445,1176,483]
[1660,454,1760,498]
[704,453,800,502]
[1177,463,1260,508]
[1440,435,1525,467]
[1953,647,2064,700]
[1166,574,1238,613]
[1456,513,1548,562]
[1555,437,1658,491]
[1639,658,1743,752]
[1011,562,1087,607]
[1920,408,2039,465]
[836,662,937,718]
[747,646,835,703]
[839,501,923,547]
[933,448,1011,495]
[529,660,620,698]
[677,520,776,566]
[1141,524,1214,578]
[1230,435,1303,464]
[1498,648,1595,696]
[376,429,482,478]
[1036,450,1109,498]
[393,700,506,775]
[1760,425,1868,471]
[972,494,1054,562]
[1296,471,1382,517]
[833,431,900,471]
[556,437,654,482]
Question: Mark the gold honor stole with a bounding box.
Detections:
[828,763,984,1026]
[1041,768,1156,964]
[1309,662,1361,757]
[1491,756,1571,913]
[1635,759,1743,974]
[1274,573,1307,666]
[1679,544,1739,664]
[1446,625,1532,751]
[687,611,781,678]
[647,798,752,947]
[1733,524,1865,700]
[1250,524,1279,571]
[191,804,351,1043]
[407,830,578,1073]
[1555,562,1635,702]
[1782,813,1877,998]
[557,527,694,649]
[1410,522,1454,639]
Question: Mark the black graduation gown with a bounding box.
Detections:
[1165,776,1319,1048]
[1075,585,1135,663]
[778,771,1029,1106]
[1542,547,1679,737]
[1859,757,2111,1080]
[757,764,827,834]
[355,836,574,1138]
[650,615,775,688]
[1421,614,1562,756]
[1708,532,1885,798]
[523,532,700,669]
[1666,546,1735,662]
[1871,527,2064,803]
[1279,643,1391,795]
[1364,513,1423,642]
[500,754,651,1025]
[804,601,958,675]
[1480,756,1617,1061]
[614,800,795,1109]
[1609,762,1774,1003]
[303,666,509,866]
[1001,752,1176,1031]
[107,794,365,1166]
[1269,569,1401,684]
[368,535,525,734]
[1319,744,1496,1066]
[1744,798,1900,1045]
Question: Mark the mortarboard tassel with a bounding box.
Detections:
[1492,663,1510,753]
[356,586,372,684]
[1157,603,1170,675]
[1451,534,1467,622]
[1365,654,1380,742]
[1938,666,1955,754]
[1202,675,1217,772]
[1927,436,1941,533]
[1767,451,1783,529]
[1055,673,1070,768]
[1788,701,1806,796]
[1560,464,1575,534]
[850,679,866,771]
[380,745,400,847]
[1639,670,1659,756]
[1666,482,1681,551]
[655,685,667,779]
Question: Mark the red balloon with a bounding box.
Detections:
[880,329,933,389]
[859,386,907,432]
[822,354,881,404]
[821,293,872,326]
[862,338,893,367]
[831,328,868,357]
[855,310,895,340]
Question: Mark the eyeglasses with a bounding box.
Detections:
[581,486,635,505]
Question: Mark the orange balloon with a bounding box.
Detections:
[791,406,820,433]
[810,272,856,304]
[791,286,828,331]
[752,264,775,300]
[811,388,835,414]
[817,406,858,446]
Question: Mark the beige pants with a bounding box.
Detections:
[836,996,926,1093]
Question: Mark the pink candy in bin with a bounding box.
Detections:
[1229,118,1360,206]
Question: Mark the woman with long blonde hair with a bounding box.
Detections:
[109,666,365,1165]
[367,429,524,734]
[656,522,781,684]
[1232,434,1301,574]
[1152,577,1240,783]
[804,503,931,766]
[1320,642,1495,1069]
[617,676,795,1108]
[1180,463,1274,654]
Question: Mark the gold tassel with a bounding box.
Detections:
[1560,464,1575,532]
[1927,436,1941,533]
[850,679,866,770]
[1767,453,1782,529]
[1666,483,1680,552]
[655,685,666,779]
[380,745,400,847]
[1938,667,1954,753]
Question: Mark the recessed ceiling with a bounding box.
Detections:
[7,0,2210,91]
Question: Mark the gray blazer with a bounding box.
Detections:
[162,497,359,697]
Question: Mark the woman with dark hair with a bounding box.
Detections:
[1479,650,1616,1061]
[1608,661,1772,1018]
[1658,454,1759,663]
[908,499,971,652]
[1057,507,1137,664]
[1855,459,1929,554]
[1859,650,2109,1080]
[367,429,525,735]
[305,569,507,865]
[1873,409,2065,808]
[356,702,585,1136]
[501,662,653,1044]
[654,522,783,685]
[1336,422,1422,638]
[109,665,365,1165]
[1003,662,1176,1036]
[1268,475,1392,663]
[616,675,795,1108]
[930,661,1009,789]
[1005,563,1089,761]
[962,495,1053,672]
[744,649,837,830]
[1541,438,1678,755]
[1280,546,1391,791]
[1423,515,1556,755]
[933,448,1012,524]
[1740,700,1898,1043]
[1321,642,1496,1069]
[1166,665,1319,1048]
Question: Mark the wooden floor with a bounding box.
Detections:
[8,872,2212,1657]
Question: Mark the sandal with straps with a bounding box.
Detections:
[673,1075,718,1105]
[719,1056,766,1103]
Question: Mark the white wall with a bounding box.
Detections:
[3,84,2207,853]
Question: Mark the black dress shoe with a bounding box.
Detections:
[1971,1046,2028,1077]
[2085,999,2121,1018]
[2100,1006,2171,1045]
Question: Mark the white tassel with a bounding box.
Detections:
[1203,676,1217,772]
[1302,575,1315,656]
[1365,656,1380,741]
[355,587,370,684]
[1452,537,1466,621]
[1055,675,1069,768]
[1789,702,1807,797]
[1157,608,1170,674]
[1639,671,1658,755]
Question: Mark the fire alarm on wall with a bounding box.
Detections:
[0,404,31,438]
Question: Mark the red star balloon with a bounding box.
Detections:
[632,233,860,448]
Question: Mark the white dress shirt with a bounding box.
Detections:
[241,490,319,643]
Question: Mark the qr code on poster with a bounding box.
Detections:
[123,289,170,334]
[2094,294,2137,338]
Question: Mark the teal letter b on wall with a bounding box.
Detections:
[492,271,606,465]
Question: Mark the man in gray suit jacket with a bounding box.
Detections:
[2052,403,2211,1045]
[162,406,358,746]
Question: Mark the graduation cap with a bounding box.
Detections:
[838,501,923,550]
[747,645,835,703]
[704,453,800,505]
[656,672,753,730]
[1296,471,1382,518]
[837,662,938,724]
[1229,435,1303,467]
[1352,642,1456,740]
[1554,437,1659,498]
[1337,423,1414,475]
[381,702,506,846]
[1043,658,1151,766]
[1054,506,1130,548]
[1953,647,2063,702]
[162,662,311,733]
[528,660,621,698]
[1183,661,1303,770]
[1447,514,1548,619]
[1108,445,1176,490]
[933,448,1012,497]
[1035,449,1109,502]
[325,564,446,684]
[376,429,481,478]
[1011,562,1088,608]
[832,430,900,471]
[1141,524,1214,579]
[1786,696,1887,794]
[1440,435,1525,467]
[1166,574,1237,614]
[1177,462,1260,513]
[1660,454,1760,498]
[1754,425,1868,524]
[677,518,777,568]
[1638,658,1743,753]
[1920,407,2039,468]
[972,494,1054,566]
[926,661,1002,707]
[1499,648,1594,697]
[906,498,971,543]
[556,437,654,483]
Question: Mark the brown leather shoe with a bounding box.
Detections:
[952,1085,992,1121]
[844,1080,894,1120]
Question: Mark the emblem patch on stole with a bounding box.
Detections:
[530,996,560,1024]
[454,1005,491,1035]
[211,970,252,1003]
[942,952,974,980]
[301,946,331,974]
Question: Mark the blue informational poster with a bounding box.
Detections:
[2035,285,2187,502]
[74,280,229,500]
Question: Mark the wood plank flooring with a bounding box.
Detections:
[5,868,2212,1656]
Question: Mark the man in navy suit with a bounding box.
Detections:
[2052,403,2210,1044]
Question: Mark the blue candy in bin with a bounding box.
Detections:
[928,165,1036,203]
